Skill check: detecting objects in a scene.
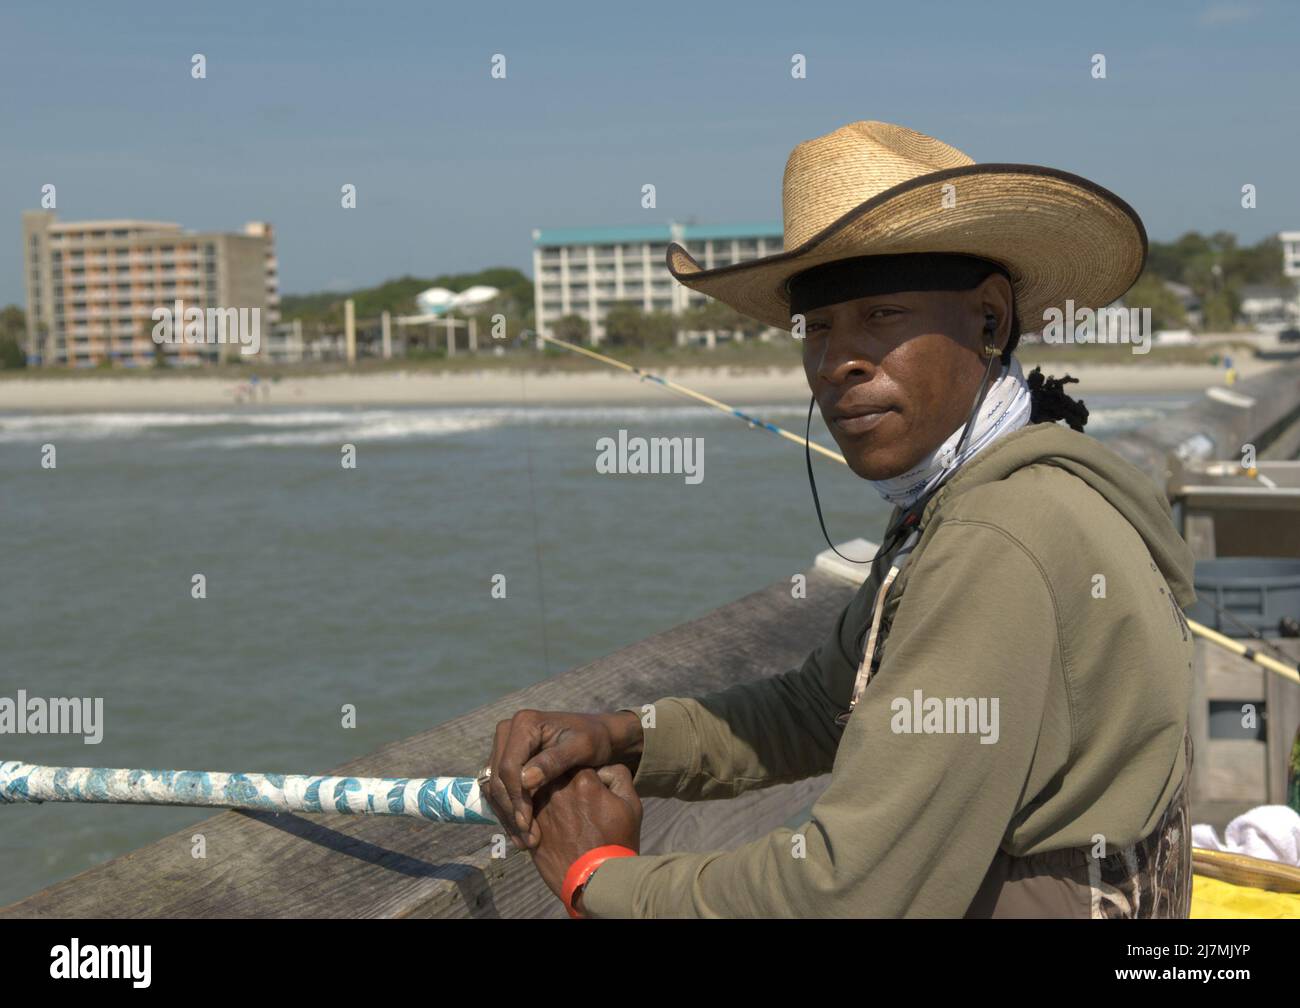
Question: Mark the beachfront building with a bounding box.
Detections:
[21,211,280,367]
[531,222,784,345]
[1281,231,1300,280]
[1240,284,1300,328]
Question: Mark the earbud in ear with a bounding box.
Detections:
[981,314,999,357]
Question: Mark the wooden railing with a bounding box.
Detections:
[1107,362,1300,477]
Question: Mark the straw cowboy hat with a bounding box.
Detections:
[666,120,1147,333]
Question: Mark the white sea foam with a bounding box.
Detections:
[199,413,504,447]
[1076,406,1167,434]
[0,409,362,438]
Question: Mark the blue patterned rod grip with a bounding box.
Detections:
[0,760,497,825]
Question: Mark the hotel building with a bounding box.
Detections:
[531,222,783,344]
[21,211,280,367]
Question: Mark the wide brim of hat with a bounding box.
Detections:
[666,163,1147,334]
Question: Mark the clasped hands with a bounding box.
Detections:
[481,710,644,913]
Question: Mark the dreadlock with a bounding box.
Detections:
[999,287,1088,432]
[1027,366,1089,431]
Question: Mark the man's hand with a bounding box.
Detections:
[482,710,643,850]
[529,764,642,911]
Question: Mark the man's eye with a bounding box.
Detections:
[869,307,901,319]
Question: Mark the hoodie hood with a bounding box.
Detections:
[923,421,1197,609]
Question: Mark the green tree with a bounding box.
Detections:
[1124,272,1187,331]
[550,314,590,343]
[144,315,169,368]
[1225,236,1292,291]
[680,299,765,336]
[0,336,24,368]
[602,301,649,348]
[1143,231,1290,329]
[1201,293,1236,332]
[602,302,676,350]
[0,304,26,368]
[642,309,678,349]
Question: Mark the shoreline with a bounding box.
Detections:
[0,360,1275,412]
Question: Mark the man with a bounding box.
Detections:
[483,120,1197,918]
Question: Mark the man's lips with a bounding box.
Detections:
[830,403,895,436]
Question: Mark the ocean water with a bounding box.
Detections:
[0,393,1191,906]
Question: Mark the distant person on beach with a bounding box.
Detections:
[482,121,1197,918]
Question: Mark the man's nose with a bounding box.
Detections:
[816,332,877,385]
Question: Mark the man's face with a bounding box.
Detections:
[800,277,1009,481]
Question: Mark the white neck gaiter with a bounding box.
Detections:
[870,356,1032,509]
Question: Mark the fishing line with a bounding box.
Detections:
[519,347,553,677]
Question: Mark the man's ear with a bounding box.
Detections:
[976,273,1015,352]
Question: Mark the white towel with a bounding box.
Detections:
[1192,805,1300,866]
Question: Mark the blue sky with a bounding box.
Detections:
[1,0,1296,305]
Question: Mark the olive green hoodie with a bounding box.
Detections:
[580,421,1197,918]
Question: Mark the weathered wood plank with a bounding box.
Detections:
[1,569,854,918]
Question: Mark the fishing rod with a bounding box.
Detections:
[1185,622,1300,685]
[1198,594,1300,674]
[0,760,495,824]
[537,333,1300,686]
[536,332,848,465]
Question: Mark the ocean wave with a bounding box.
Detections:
[0,401,1171,446]
[198,414,504,447]
[0,409,361,439]
[0,404,808,441]
[1077,406,1168,433]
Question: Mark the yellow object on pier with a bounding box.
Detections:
[1190,848,1300,918]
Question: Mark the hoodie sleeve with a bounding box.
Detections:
[617,575,874,801]
[580,519,1065,918]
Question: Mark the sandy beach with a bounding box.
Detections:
[0,359,1277,412]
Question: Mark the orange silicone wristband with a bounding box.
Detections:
[561,844,637,919]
